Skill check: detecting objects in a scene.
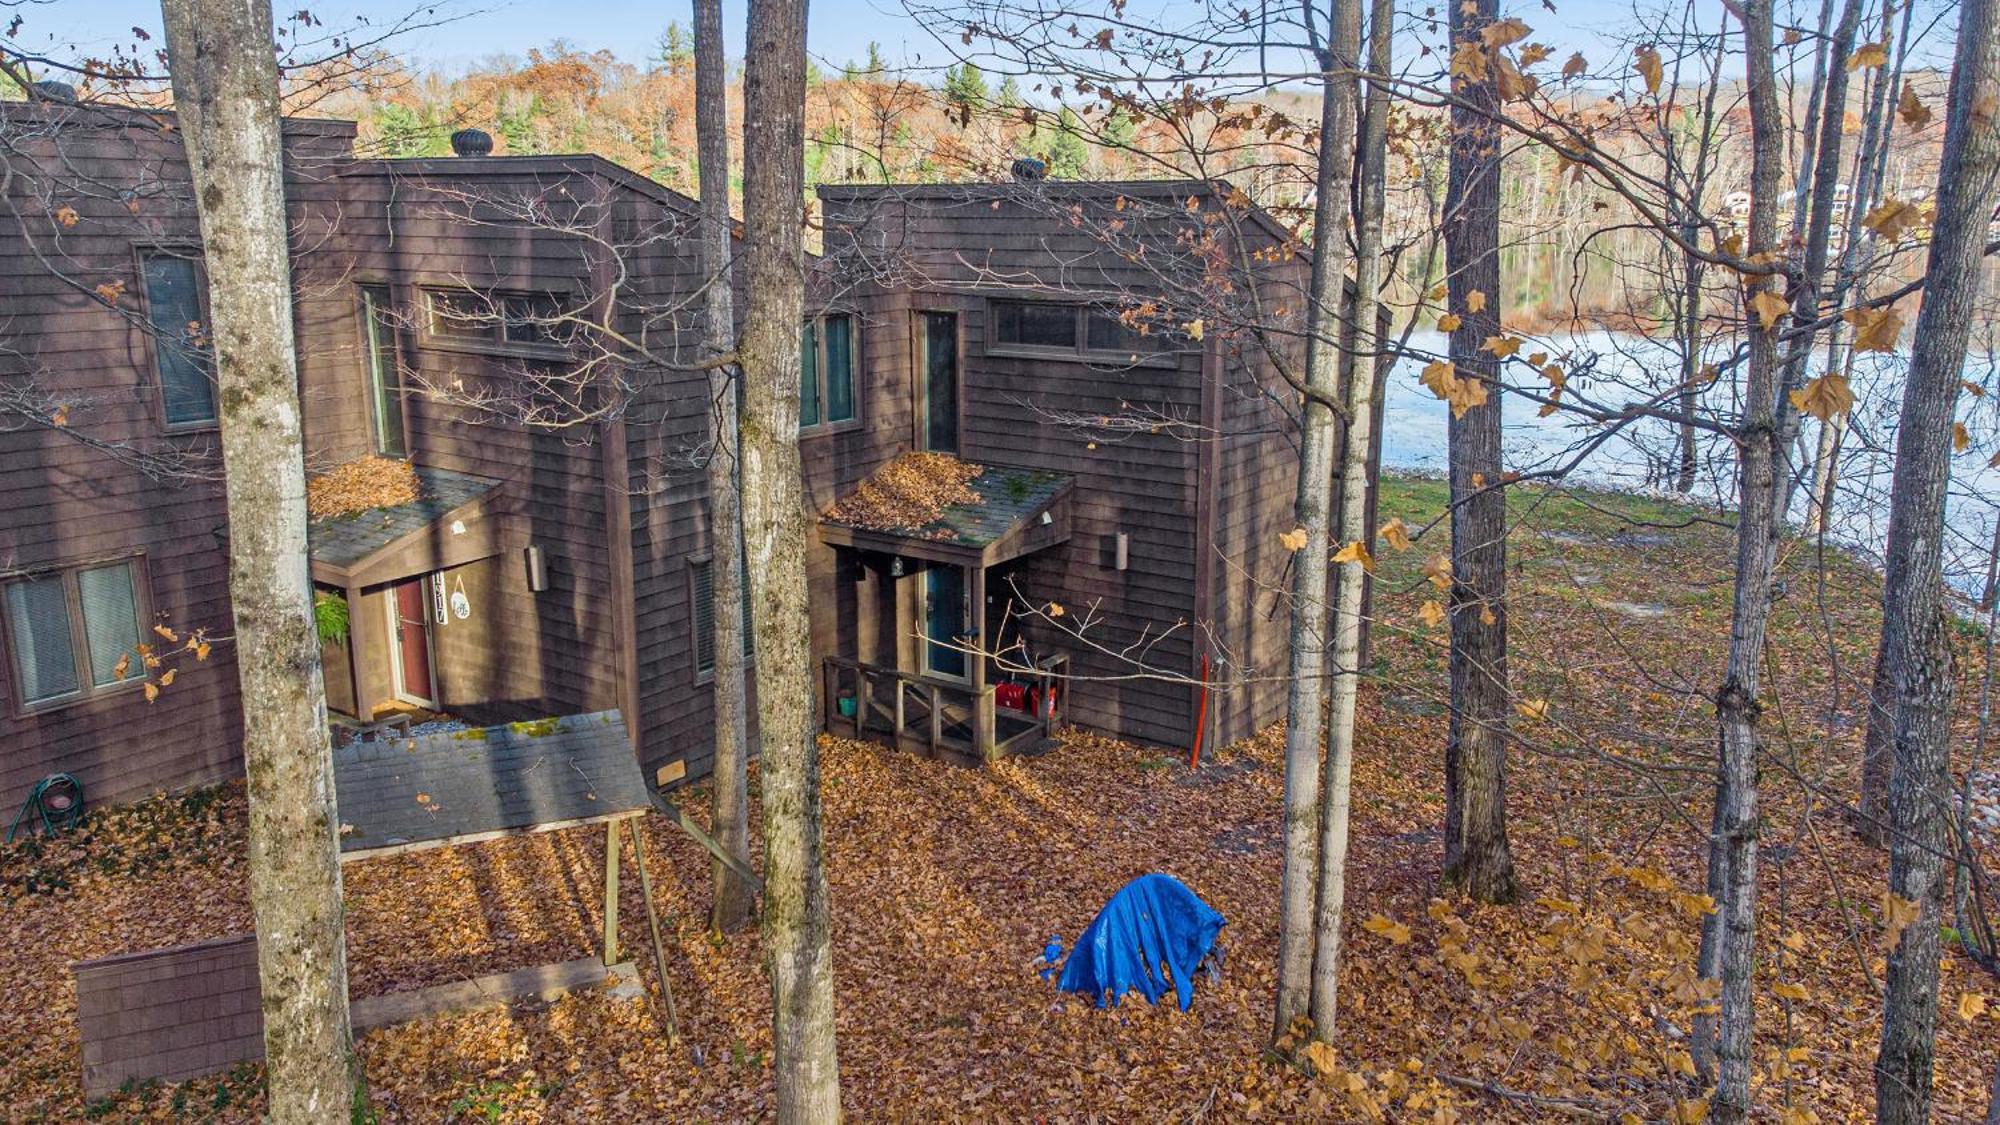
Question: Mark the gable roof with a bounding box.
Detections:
[819,463,1075,566]
[307,465,509,587]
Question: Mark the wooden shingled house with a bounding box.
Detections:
[1,94,1368,810]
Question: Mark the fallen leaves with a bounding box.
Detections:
[822,452,983,537]
[307,456,423,521]
[1361,915,1412,944]
[1515,698,1549,721]
[1959,993,1989,1023]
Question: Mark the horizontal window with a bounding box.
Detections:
[422,288,573,355]
[989,299,1176,359]
[3,558,147,710]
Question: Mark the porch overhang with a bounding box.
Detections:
[816,465,1074,567]
[308,465,513,590]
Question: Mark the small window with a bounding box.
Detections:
[360,286,406,458]
[990,299,1175,359]
[140,252,216,426]
[800,312,858,431]
[3,559,146,710]
[691,556,754,679]
[422,288,571,355]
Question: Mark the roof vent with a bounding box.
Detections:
[31,80,78,104]
[1010,157,1049,182]
[450,128,494,157]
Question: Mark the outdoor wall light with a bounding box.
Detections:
[525,544,549,592]
[1114,532,1129,571]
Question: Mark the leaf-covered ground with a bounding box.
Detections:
[3,477,1996,1121]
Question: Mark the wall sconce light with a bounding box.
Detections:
[525,544,549,592]
[1039,511,1053,526]
[1114,532,1129,571]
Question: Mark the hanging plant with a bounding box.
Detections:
[313,591,350,647]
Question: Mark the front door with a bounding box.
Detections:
[920,311,959,454]
[923,564,968,680]
[388,578,436,707]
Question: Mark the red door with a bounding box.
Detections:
[391,579,435,705]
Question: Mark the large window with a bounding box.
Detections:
[691,556,754,680]
[422,288,571,356]
[359,286,407,457]
[800,313,857,430]
[140,251,216,427]
[2,559,147,710]
[988,299,1176,360]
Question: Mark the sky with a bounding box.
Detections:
[18,0,1653,84]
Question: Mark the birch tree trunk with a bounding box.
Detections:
[739,0,841,1116]
[1306,0,1377,1042]
[1270,4,1358,1039]
[1440,0,1518,905]
[1874,0,2000,1114]
[158,0,356,1117]
[694,0,755,936]
[1701,3,1793,1116]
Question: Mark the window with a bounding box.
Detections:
[2,559,146,710]
[359,286,406,457]
[988,299,1176,360]
[140,251,216,426]
[691,557,754,679]
[799,313,857,430]
[421,288,571,355]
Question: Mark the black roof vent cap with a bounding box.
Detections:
[31,80,78,103]
[450,127,494,157]
[1010,157,1049,182]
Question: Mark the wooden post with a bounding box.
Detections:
[928,685,942,758]
[893,673,905,735]
[602,819,621,966]
[626,818,678,1039]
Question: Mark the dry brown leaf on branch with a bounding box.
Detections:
[1749,289,1790,330]
[1898,85,1932,129]
[307,456,423,521]
[1954,422,1972,454]
[1480,16,1531,48]
[1844,306,1904,352]
[1332,540,1375,573]
[1789,374,1855,422]
[822,452,983,536]
[1862,198,1920,242]
[1634,46,1662,94]
[1846,41,1888,70]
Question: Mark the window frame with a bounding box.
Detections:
[983,297,1182,367]
[357,283,409,459]
[0,553,155,717]
[799,310,862,435]
[133,245,219,433]
[687,554,756,684]
[416,286,576,361]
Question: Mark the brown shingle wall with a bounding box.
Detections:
[72,935,263,1098]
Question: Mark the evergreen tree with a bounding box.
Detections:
[1102,104,1137,150]
[997,74,1023,110]
[1044,107,1088,177]
[659,22,694,73]
[943,62,988,120]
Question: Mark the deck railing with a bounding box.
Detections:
[821,653,1067,764]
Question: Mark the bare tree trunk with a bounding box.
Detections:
[694,0,755,936]
[1874,0,2000,1115]
[158,0,356,1117]
[1306,0,1375,1043]
[1270,8,1357,1039]
[1440,0,1518,906]
[739,0,841,1117]
[1702,3,1791,1117]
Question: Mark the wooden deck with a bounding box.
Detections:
[821,654,1066,766]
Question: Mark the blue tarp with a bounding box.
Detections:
[1056,874,1226,1010]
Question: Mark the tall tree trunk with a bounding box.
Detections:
[158,0,356,1117]
[694,0,755,936]
[1306,0,1375,1042]
[1701,3,1792,1117]
[1874,0,2000,1115]
[739,0,841,1117]
[1269,9,1357,1039]
[1440,0,1518,905]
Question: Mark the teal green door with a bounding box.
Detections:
[923,564,967,679]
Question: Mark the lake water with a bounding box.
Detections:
[1378,329,2000,600]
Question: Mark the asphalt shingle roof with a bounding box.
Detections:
[823,465,1071,548]
[308,466,503,569]
[333,711,647,855]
